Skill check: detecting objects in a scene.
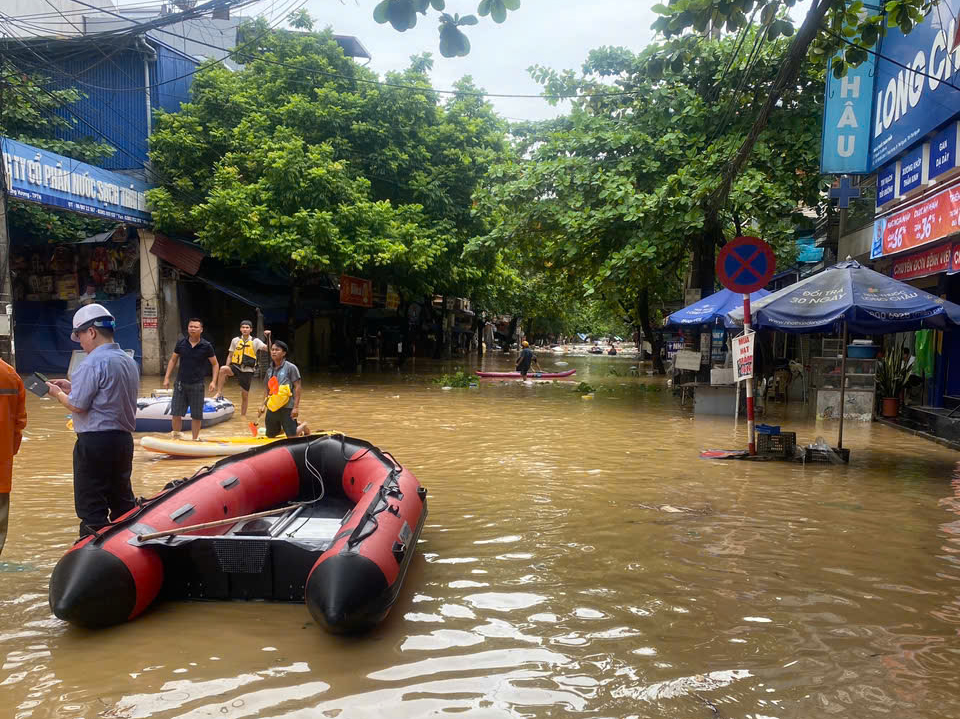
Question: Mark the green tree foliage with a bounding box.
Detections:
[470,31,824,366]
[147,22,509,300]
[371,0,520,57]
[0,60,115,242]
[650,0,932,77]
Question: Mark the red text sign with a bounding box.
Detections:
[339,275,372,308]
[879,182,960,256]
[734,332,755,382]
[892,243,952,280]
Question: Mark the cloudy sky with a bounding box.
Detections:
[256,0,663,121]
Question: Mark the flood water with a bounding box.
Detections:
[3,350,960,718]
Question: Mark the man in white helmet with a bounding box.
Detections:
[46,304,140,536]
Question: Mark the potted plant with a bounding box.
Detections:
[876,343,908,417]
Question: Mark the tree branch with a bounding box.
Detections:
[707,0,837,215]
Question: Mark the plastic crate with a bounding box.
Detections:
[804,446,851,463]
[757,431,796,456]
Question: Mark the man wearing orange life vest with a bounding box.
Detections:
[0,358,27,558]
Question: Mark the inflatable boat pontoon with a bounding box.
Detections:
[49,434,427,634]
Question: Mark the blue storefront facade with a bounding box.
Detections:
[825,1,960,434]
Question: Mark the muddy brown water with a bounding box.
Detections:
[2,352,960,718]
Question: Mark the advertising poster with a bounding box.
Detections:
[735,332,755,382]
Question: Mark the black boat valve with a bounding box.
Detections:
[392,541,406,563]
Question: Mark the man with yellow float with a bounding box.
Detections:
[259,341,309,438]
[215,320,269,416]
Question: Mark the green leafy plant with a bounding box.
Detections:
[433,370,473,388]
[574,382,596,394]
[876,344,908,399]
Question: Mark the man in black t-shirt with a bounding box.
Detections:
[163,318,219,440]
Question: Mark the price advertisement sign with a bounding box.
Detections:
[734,332,755,382]
[876,179,960,257]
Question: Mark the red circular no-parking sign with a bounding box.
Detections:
[715,236,776,294]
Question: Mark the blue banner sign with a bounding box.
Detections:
[821,54,877,173]
[877,162,898,206]
[871,0,960,169]
[930,122,958,179]
[899,144,925,193]
[1,137,152,225]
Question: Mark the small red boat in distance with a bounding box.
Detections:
[49,434,427,634]
[475,369,576,379]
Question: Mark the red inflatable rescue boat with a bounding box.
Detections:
[49,434,427,634]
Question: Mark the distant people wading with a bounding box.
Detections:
[46,304,139,537]
[163,318,219,441]
[216,320,269,416]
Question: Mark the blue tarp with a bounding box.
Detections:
[665,288,770,329]
[13,294,141,375]
[727,260,960,334]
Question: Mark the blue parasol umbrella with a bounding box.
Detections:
[727,259,960,451]
[727,259,960,333]
[666,287,770,329]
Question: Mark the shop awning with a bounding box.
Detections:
[150,234,205,275]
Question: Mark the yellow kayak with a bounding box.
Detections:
[140,435,281,458]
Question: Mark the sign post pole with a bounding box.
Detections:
[715,236,775,456]
[743,294,756,455]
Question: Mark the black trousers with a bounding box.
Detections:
[74,431,135,536]
[265,407,298,438]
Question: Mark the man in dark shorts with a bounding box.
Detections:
[515,340,542,380]
[163,318,219,440]
[216,320,270,416]
[259,341,303,438]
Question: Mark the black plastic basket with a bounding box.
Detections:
[803,446,851,463]
[757,431,796,457]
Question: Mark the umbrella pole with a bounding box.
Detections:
[838,322,848,450]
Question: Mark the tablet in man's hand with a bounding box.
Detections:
[25,372,50,398]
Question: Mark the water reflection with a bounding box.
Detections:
[1,353,960,717]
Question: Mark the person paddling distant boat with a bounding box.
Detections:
[515,341,542,380]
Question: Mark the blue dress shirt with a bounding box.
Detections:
[68,343,139,433]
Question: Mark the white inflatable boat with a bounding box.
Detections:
[134,392,235,433]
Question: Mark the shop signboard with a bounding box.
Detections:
[734,332,755,382]
[339,275,372,307]
[899,144,926,193]
[873,178,960,257]
[1,136,152,225]
[891,242,952,280]
[930,122,959,180]
[953,242,960,273]
[385,285,400,310]
[870,0,960,169]
[876,162,899,207]
[821,54,877,173]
